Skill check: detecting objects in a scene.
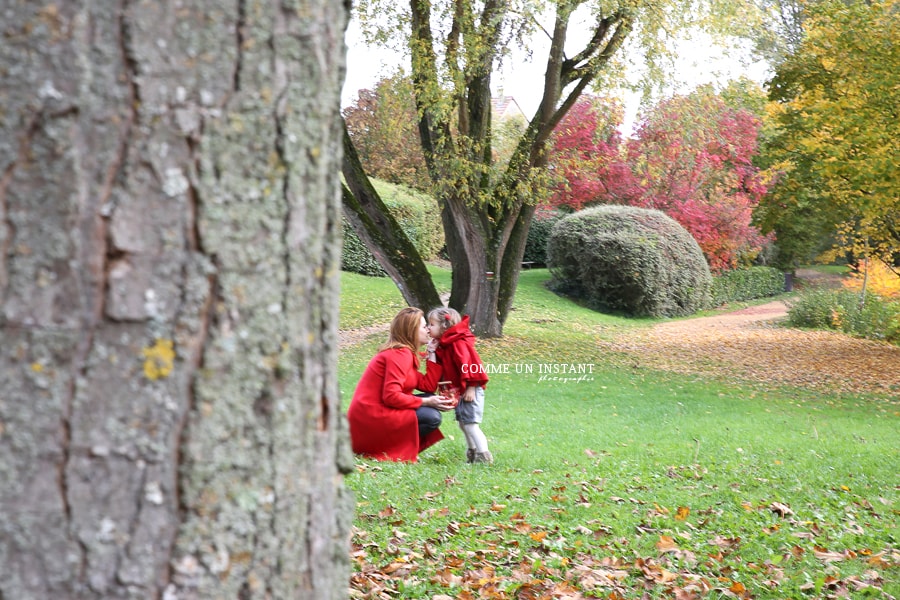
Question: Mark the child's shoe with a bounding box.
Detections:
[466,448,476,463]
[473,451,493,464]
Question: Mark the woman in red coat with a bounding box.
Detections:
[347,307,455,462]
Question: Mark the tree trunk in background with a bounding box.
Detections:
[0,1,353,598]
[402,0,632,337]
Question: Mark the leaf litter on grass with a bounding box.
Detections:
[343,292,899,598]
[349,484,899,599]
[600,301,900,398]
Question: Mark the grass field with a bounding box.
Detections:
[339,267,898,599]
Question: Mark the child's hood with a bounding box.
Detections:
[440,315,476,345]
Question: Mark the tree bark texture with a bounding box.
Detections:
[0,1,353,599]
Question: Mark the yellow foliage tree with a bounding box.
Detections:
[758,0,899,268]
[843,259,900,299]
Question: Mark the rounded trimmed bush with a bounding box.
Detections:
[547,205,712,317]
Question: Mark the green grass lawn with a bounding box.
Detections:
[339,264,453,330]
[339,266,899,599]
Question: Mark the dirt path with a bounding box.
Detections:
[603,299,900,397]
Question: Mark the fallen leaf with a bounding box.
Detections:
[656,535,679,553]
[769,502,794,517]
[382,561,413,575]
[710,536,741,550]
[814,546,855,562]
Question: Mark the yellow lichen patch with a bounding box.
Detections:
[31,362,44,373]
[142,339,175,380]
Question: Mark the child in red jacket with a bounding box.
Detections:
[427,307,493,464]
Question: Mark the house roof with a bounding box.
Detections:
[491,95,526,121]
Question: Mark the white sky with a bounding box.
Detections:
[342,14,771,136]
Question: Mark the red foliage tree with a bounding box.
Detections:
[546,96,637,210]
[626,91,772,272]
[547,88,772,272]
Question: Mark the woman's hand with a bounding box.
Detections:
[463,386,477,402]
[421,395,454,411]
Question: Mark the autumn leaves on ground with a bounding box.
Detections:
[606,300,900,397]
[339,267,899,600]
[603,268,899,397]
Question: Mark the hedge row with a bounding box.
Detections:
[341,220,387,277]
[523,210,565,266]
[346,192,788,317]
[787,289,900,344]
[709,266,786,307]
[341,180,444,277]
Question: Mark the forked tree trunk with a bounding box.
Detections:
[0,1,352,598]
[400,0,633,337]
[440,195,534,338]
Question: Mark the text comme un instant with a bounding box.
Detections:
[461,363,595,375]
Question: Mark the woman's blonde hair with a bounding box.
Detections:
[379,307,424,359]
[426,306,461,336]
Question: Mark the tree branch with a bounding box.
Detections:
[341,122,442,310]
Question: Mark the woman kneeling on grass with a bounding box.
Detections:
[347,307,456,462]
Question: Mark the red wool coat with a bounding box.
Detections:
[347,347,443,462]
[434,316,488,392]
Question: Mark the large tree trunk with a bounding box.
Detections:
[0,1,352,598]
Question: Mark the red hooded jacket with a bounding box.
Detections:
[434,315,488,392]
[347,347,443,462]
